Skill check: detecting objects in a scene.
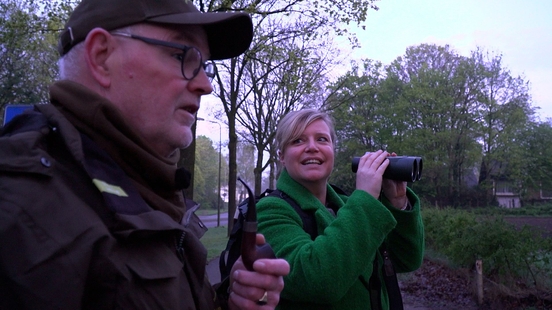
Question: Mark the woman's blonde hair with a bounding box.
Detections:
[275,109,337,155]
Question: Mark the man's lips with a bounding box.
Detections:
[180,104,199,114]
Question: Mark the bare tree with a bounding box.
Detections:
[181,0,379,234]
[236,18,342,195]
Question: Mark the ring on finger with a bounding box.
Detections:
[256,291,268,306]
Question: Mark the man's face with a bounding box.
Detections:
[107,24,213,157]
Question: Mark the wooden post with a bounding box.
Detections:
[476,260,484,305]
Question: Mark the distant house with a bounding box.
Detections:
[524,184,552,206]
[493,177,552,208]
[493,179,520,208]
[481,160,522,208]
[539,187,552,200]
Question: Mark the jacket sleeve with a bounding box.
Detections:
[257,188,397,304]
[380,187,425,272]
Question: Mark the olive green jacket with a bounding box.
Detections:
[257,169,424,310]
[0,81,216,309]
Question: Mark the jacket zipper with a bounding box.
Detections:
[176,231,186,262]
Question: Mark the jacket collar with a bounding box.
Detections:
[48,80,186,222]
[277,169,346,212]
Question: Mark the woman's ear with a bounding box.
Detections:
[83,28,116,88]
[278,150,285,166]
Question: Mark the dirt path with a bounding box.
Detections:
[207,256,479,309]
[399,259,480,310]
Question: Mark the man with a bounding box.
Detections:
[0,0,289,309]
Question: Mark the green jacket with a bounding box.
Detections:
[257,169,424,310]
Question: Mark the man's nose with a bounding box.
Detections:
[188,69,214,95]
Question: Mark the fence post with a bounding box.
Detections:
[476,260,484,305]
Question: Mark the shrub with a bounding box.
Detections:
[422,207,552,291]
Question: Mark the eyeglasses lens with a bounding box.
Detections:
[181,47,215,82]
[204,62,215,81]
[182,48,201,80]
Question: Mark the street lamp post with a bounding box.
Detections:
[197,118,222,227]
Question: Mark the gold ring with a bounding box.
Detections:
[256,291,268,306]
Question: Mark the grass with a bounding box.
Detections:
[201,226,230,261]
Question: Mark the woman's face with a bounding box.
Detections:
[279,119,334,188]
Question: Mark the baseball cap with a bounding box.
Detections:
[58,0,253,60]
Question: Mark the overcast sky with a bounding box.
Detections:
[347,0,552,119]
[198,0,552,142]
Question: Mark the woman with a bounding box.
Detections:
[257,109,424,309]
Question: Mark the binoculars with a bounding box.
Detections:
[351,156,423,182]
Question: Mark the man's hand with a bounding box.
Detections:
[228,234,290,309]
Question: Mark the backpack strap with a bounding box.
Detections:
[368,258,383,310]
[367,244,404,310]
[329,183,348,196]
[381,246,404,310]
[268,190,317,240]
[218,188,317,282]
[267,184,348,241]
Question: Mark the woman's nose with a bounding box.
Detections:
[305,139,318,152]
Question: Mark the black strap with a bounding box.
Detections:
[368,245,404,310]
[268,190,317,240]
[218,189,317,282]
[382,248,404,310]
[368,257,383,310]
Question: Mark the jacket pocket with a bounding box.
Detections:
[119,243,185,308]
[125,242,183,280]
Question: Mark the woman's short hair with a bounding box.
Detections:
[275,109,336,155]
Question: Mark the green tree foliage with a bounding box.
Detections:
[474,49,536,203]
[384,45,484,206]
[326,59,388,192]
[521,122,552,198]
[327,44,542,207]
[0,0,74,122]
[194,135,226,210]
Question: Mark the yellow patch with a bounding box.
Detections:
[92,179,128,197]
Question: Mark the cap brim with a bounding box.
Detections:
[149,12,253,60]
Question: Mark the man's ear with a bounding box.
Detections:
[83,28,116,88]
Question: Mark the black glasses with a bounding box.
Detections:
[111,32,216,82]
